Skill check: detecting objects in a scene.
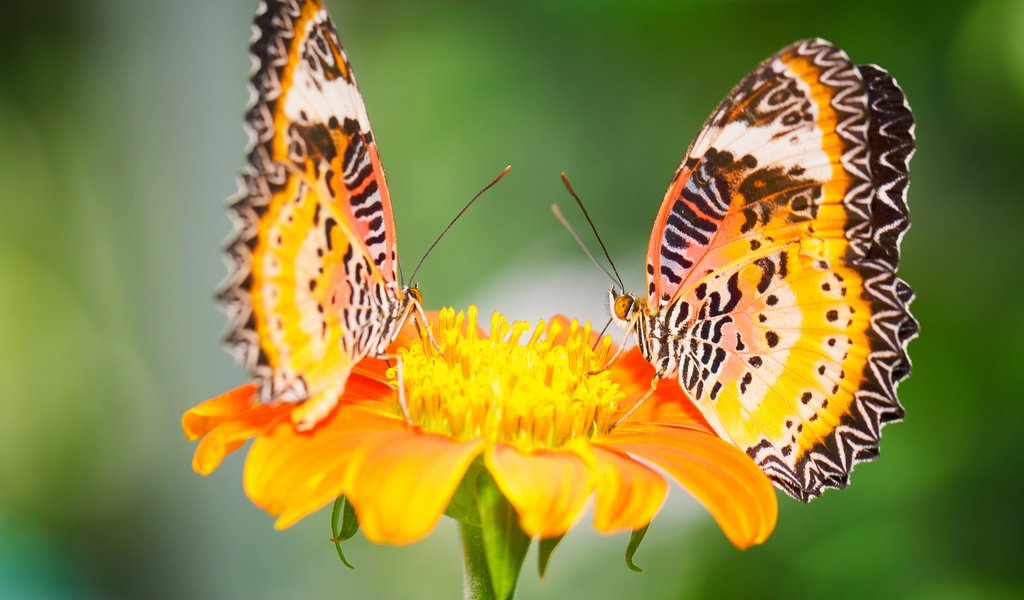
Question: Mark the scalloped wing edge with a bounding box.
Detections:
[748,42,918,501]
[218,0,306,387]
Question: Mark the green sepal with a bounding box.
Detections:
[330,495,359,569]
[475,472,531,600]
[446,461,483,527]
[537,534,565,579]
[625,523,650,572]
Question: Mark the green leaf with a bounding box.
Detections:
[625,523,650,572]
[476,474,531,600]
[330,495,359,569]
[537,534,565,579]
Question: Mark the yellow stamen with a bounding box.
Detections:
[391,307,626,452]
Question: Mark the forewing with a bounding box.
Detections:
[650,39,917,500]
[219,0,399,403]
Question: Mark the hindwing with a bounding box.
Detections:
[645,39,917,500]
[219,0,405,426]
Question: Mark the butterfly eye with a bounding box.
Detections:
[613,296,635,320]
[407,287,423,305]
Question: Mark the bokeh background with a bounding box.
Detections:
[2,0,1022,597]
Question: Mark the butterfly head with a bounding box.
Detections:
[369,284,424,357]
[608,288,641,326]
[404,285,423,307]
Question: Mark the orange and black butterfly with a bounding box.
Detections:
[609,39,918,500]
[219,0,425,430]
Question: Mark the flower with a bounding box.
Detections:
[183,307,777,549]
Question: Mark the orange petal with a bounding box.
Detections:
[601,426,777,549]
[485,444,594,538]
[243,405,407,529]
[346,431,484,544]
[191,403,290,476]
[335,372,397,412]
[352,358,392,381]
[608,345,658,396]
[609,349,711,429]
[585,444,667,533]
[182,384,259,441]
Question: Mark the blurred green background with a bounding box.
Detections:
[2,0,1022,598]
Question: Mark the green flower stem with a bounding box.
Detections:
[460,522,496,600]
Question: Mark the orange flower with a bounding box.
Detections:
[183,307,777,549]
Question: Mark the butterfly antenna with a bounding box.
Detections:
[408,165,512,283]
[551,203,619,286]
[559,172,625,290]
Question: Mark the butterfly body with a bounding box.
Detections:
[613,39,917,501]
[610,291,690,381]
[220,0,424,430]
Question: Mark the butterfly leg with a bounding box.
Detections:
[589,343,621,376]
[374,353,399,363]
[588,328,634,376]
[613,375,661,428]
[588,312,643,376]
[396,353,413,424]
[350,366,393,388]
[411,301,446,359]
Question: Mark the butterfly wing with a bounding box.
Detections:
[219,0,399,416]
[646,39,917,500]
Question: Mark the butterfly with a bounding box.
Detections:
[609,39,918,500]
[218,0,426,430]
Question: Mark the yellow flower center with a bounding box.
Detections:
[391,307,628,452]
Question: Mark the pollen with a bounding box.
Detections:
[391,307,627,452]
